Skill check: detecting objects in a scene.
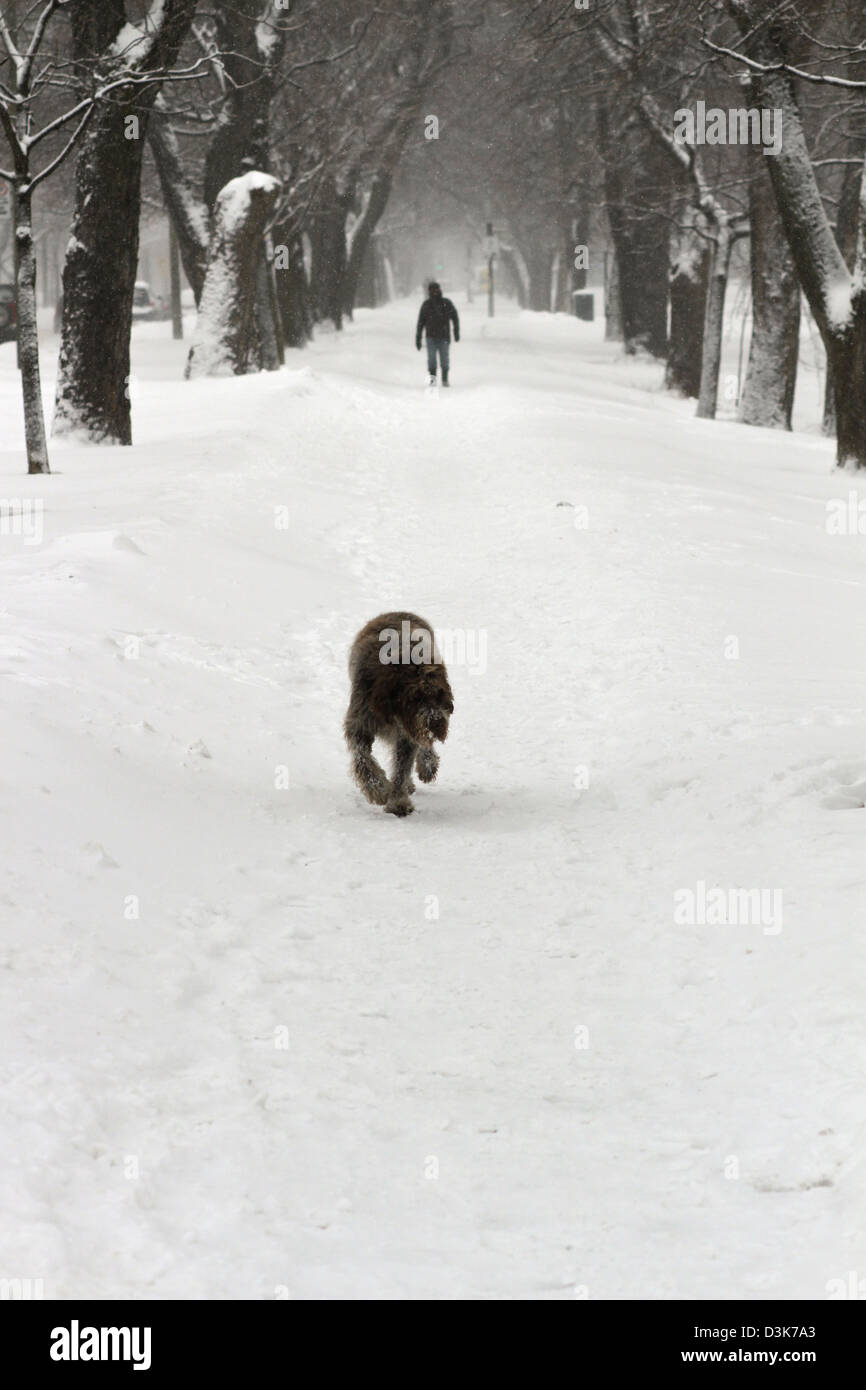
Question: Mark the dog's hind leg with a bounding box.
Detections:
[345,722,391,806]
[416,748,440,783]
[386,737,417,817]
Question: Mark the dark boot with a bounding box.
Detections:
[442,370,450,387]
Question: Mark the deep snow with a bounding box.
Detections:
[0,299,864,1300]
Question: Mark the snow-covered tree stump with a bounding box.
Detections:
[185,172,281,379]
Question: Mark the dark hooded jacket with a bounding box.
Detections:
[416,284,460,347]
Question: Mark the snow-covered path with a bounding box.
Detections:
[1,300,864,1299]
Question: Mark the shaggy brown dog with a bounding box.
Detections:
[344,611,454,817]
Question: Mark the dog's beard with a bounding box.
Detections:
[426,710,449,744]
[411,707,448,746]
[402,705,449,747]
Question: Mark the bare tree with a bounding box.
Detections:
[0,0,210,470]
[53,0,198,446]
[0,0,79,474]
[590,5,750,411]
[716,1,866,466]
[340,1,457,317]
[292,0,462,326]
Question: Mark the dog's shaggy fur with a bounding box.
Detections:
[344,611,454,817]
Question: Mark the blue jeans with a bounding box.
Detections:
[426,338,450,377]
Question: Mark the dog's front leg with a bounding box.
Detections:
[416,748,439,783]
[386,738,417,817]
[346,723,391,806]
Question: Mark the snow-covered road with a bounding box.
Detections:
[1,300,863,1299]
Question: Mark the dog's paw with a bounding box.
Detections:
[416,751,439,784]
[385,798,414,818]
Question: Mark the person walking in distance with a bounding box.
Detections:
[415,280,460,386]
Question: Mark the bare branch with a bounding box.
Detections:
[29,101,94,191]
[702,35,866,90]
[20,0,62,90]
[0,5,23,75]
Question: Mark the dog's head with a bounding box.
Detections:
[405,667,454,747]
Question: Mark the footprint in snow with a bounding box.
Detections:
[81,842,119,869]
[112,534,145,554]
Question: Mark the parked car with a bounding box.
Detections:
[132,280,157,321]
[0,283,17,343]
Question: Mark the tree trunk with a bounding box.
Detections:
[15,187,49,474]
[554,97,578,312]
[524,243,552,312]
[726,0,866,465]
[148,105,209,305]
[54,0,197,444]
[254,249,281,370]
[696,221,737,420]
[354,238,380,309]
[598,105,670,357]
[186,173,281,378]
[169,219,183,340]
[500,247,527,308]
[567,204,591,308]
[604,249,623,341]
[666,211,710,397]
[273,225,312,348]
[342,156,403,315]
[54,102,146,443]
[822,367,836,437]
[553,245,569,313]
[828,321,866,467]
[310,176,350,328]
[822,158,861,436]
[202,1,284,207]
[738,136,799,428]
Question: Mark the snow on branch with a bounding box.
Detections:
[702,35,866,90]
